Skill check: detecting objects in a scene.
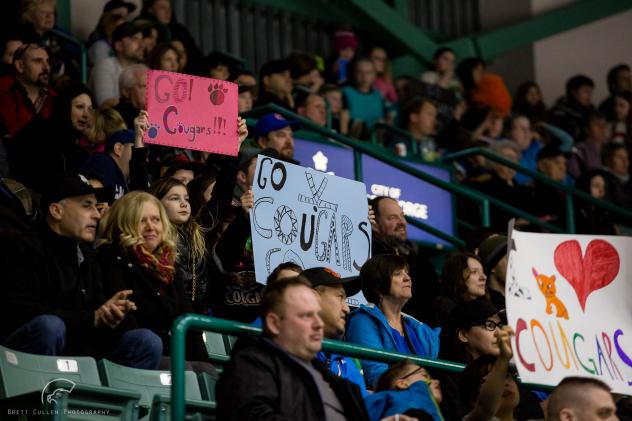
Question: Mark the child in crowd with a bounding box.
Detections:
[364,359,442,421]
[320,83,350,134]
[342,57,385,138]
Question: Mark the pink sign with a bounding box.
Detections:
[144,70,238,156]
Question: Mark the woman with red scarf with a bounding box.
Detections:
[97,190,214,373]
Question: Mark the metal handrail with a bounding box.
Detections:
[441,147,632,233]
[244,104,562,233]
[50,28,88,84]
[170,314,553,419]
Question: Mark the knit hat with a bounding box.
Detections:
[450,299,504,329]
[478,235,508,276]
[332,30,358,52]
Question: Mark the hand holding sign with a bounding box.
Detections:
[144,70,238,156]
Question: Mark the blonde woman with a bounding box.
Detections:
[149,177,210,314]
[97,191,214,372]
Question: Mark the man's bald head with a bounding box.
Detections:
[547,377,618,421]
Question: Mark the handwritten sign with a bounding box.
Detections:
[144,69,238,156]
[250,156,371,305]
[506,230,632,393]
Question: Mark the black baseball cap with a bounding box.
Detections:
[112,22,142,43]
[104,0,136,13]
[450,299,505,330]
[259,59,290,79]
[42,174,105,207]
[301,267,361,297]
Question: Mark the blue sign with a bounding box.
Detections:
[361,155,454,246]
[293,137,454,247]
[250,155,371,305]
[293,138,355,180]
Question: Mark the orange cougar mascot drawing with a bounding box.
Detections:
[532,268,569,320]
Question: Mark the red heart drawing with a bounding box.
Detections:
[553,239,620,311]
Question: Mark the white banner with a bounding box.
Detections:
[250,156,371,305]
[506,230,632,394]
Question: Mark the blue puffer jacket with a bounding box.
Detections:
[345,304,441,387]
[364,381,443,421]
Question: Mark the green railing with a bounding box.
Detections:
[441,147,632,234]
[50,29,88,84]
[170,314,554,419]
[170,315,463,419]
[244,104,563,235]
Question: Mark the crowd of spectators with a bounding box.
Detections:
[0,1,630,420]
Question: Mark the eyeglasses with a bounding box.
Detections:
[473,319,503,331]
[399,366,430,381]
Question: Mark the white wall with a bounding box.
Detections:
[532,1,632,106]
[70,0,142,42]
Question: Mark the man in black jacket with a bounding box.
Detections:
[0,174,162,369]
[216,276,369,421]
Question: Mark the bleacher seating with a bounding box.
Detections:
[98,359,215,420]
[0,345,142,420]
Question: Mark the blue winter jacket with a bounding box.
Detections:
[364,381,443,421]
[316,351,369,397]
[345,304,441,387]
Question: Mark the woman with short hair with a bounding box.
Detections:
[345,254,440,387]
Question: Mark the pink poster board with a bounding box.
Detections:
[144,70,238,156]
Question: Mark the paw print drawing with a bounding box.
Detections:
[147,123,160,139]
[209,82,229,106]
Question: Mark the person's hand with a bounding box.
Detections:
[241,188,254,215]
[94,290,136,329]
[495,325,514,361]
[134,110,149,147]
[368,204,377,229]
[237,116,248,147]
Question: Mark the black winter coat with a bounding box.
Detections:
[96,243,209,361]
[216,335,369,421]
[0,223,109,351]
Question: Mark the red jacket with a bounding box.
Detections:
[0,75,55,137]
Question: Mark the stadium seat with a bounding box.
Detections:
[98,359,215,420]
[201,332,231,369]
[196,372,217,403]
[0,345,141,420]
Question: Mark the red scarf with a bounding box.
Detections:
[129,244,175,285]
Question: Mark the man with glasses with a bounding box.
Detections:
[0,43,54,137]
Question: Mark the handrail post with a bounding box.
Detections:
[565,194,576,233]
[80,43,88,84]
[171,315,190,420]
[354,150,363,182]
[481,199,491,227]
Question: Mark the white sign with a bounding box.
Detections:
[506,230,632,394]
[250,156,371,305]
